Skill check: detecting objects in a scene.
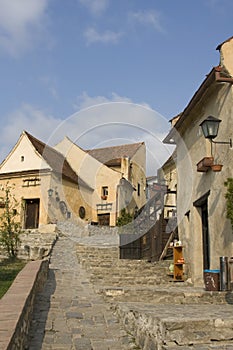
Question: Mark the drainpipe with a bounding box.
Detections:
[116,183,119,225]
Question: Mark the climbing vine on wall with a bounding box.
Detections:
[224,178,233,230]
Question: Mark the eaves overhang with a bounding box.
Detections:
[163,66,233,145]
[216,36,233,51]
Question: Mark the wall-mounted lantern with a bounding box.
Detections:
[200,116,232,148]
[48,188,53,197]
[198,116,232,172]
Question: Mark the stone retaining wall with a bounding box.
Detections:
[0,259,49,350]
[0,224,58,261]
[57,220,119,237]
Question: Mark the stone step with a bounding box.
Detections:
[84,266,172,286]
[86,265,169,276]
[76,244,171,269]
[162,342,233,349]
[81,263,170,276]
[75,242,233,348]
[98,286,232,304]
[76,244,119,254]
[115,302,233,350]
[90,276,170,287]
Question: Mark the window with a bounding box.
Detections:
[22,178,40,187]
[137,183,141,196]
[102,186,108,196]
[79,206,86,219]
[21,156,24,162]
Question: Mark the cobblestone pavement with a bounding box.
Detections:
[26,236,138,350]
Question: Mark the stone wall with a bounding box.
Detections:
[57,220,119,238]
[0,224,58,261]
[0,259,49,350]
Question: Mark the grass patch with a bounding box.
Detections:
[0,258,26,299]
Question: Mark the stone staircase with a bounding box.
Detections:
[76,243,233,350]
[76,245,171,286]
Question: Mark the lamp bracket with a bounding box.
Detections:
[211,138,232,148]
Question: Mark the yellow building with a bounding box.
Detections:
[164,36,233,286]
[0,131,146,228]
[0,131,92,229]
[55,137,147,226]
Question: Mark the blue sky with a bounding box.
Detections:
[0,0,232,175]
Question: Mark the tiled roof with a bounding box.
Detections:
[86,142,144,165]
[25,131,79,184]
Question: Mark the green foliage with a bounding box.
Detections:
[116,208,133,226]
[0,258,26,298]
[224,178,233,230]
[0,183,22,258]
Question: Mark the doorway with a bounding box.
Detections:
[201,201,210,270]
[98,213,110,226]
[24,199,40,229]
[193,191,210,270]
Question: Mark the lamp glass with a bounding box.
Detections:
[200,116,221,140]
[48,189,53,197]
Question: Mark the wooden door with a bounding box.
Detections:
[25,199,40,229]
[98,213,110,226]
[193,191,210,271]
[201,201,210,270]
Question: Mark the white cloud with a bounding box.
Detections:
[84,27,123,45]
[0,94,174,175]
[78,0,108,16]
[129,9,163,32]
[39,76,59,100]
[54,92,174,175]
[74,91,134,110]
[0,0,49,56]
[0,104,61,161]
[205,0,233,13]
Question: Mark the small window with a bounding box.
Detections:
[102,186,108,196]
[21,156,24,162]
[79,206,86,219]
[137,183,140,196]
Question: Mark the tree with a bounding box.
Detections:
[0,183,21,258]
[116,208,133,226]
[224,178,233,230]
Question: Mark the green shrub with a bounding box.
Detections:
[224,178,233,230]
[0,183,22,258]
[116,208,133,226]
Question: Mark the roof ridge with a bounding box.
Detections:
[24,131,65,158]
[86,141,144,152]
[86,141,145,165]
[24,130,79,184]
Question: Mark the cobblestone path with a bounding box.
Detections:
[26,236,138,350]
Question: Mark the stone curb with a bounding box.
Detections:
[0,259,49,350]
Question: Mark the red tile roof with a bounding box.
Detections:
[86,142,144,165]
[25,131,79,184]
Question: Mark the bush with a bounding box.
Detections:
[116,208,133,226]
[224,178,233,230]
[0,183,21,258]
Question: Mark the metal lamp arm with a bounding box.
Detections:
[211,139,232,148]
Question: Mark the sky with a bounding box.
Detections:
[0,0,232,175]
